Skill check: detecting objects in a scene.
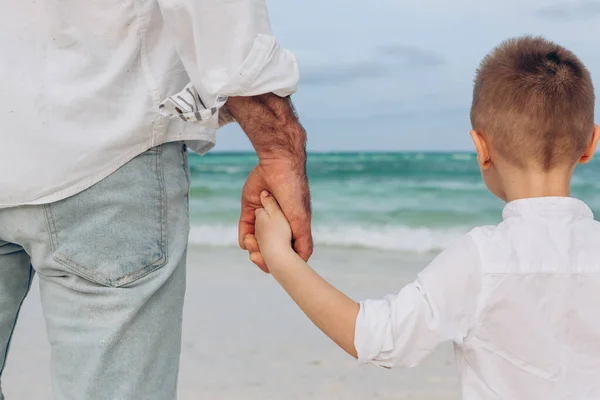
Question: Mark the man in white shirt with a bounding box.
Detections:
[0,1,311,399]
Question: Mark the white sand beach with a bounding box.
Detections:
[3,246,460,399]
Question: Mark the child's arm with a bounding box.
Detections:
[248,191,483,368]
[247,191,360,358]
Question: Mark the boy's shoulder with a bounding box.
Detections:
[460,214,600,275]
[437,225,509,275]
[444,225,497,253]
[432,227,493,271]
[464,225,499,248]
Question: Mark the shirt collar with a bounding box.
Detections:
[502,197,594,221]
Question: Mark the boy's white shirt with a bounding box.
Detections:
[0,0,298,207]
[356,196,600,399]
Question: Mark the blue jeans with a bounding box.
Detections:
[0,142,190,400]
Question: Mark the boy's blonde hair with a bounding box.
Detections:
[470,35,595,170]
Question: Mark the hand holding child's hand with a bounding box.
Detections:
[246,191,293,267]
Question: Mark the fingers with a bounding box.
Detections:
[239,212,268,273]
[244,234,260,253]
[293,234,314,262]
[238,203,257,249]
[249,253,268,273]
[238,219,254,250]
[255,207,268,220]
[250,253,268,273]
[260,191,284,217]
[243,234,269,274]
[238,167,262,250]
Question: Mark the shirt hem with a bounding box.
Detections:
[0,118,216,208]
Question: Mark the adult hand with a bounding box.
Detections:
[239,158,312,273]
[225,94,313,273]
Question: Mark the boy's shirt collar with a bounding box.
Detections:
[503,196,594,220]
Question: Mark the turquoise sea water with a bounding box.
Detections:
[188,152,600,253]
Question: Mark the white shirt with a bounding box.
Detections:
[355,197,600,399]
[0,0,298,208]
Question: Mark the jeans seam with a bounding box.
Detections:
[158,142,169,272]
[0,265,34,377]
[182,143,190,197]
[43,204,58,253]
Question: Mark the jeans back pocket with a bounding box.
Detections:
[43,146,167,287]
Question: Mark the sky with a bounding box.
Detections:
[216,0,600,152]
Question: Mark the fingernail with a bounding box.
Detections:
[261,190,268,197]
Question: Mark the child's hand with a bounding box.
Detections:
[249,191,294,266]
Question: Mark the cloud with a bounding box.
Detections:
[378,45,446,67]
[300,45,445,86]
[300,61,387,85]
[537,0,600,21]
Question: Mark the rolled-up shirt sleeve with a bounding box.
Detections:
[157,0,299,124]
[355,234,482,369]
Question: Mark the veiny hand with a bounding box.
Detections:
[239,158,312,273]
[225,93,312,273]
[251,191,293,265]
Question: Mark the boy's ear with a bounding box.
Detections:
[470,130,492,169]
[579,124,600,164]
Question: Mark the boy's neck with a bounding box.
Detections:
[501,166,573,203]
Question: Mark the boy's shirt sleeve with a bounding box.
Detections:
[354,234,482,369]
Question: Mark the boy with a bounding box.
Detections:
[245,36,600,399]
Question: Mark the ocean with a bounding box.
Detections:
[188,152,600,254]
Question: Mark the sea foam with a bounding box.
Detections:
[188,224,466,253]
